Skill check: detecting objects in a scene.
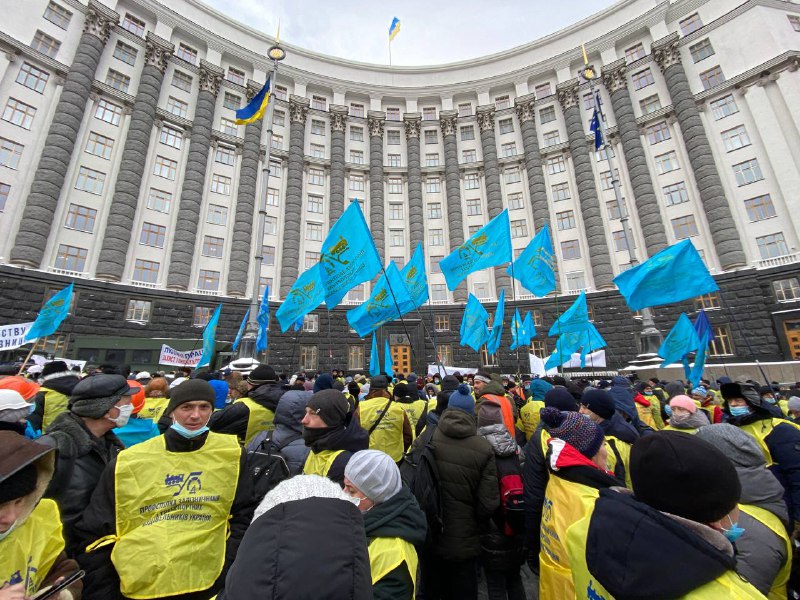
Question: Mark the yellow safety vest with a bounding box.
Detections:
[303,449,345,477]
[699,405,716,424]
[739,504,791,600]
[779,400,789,417]
[739,418,800,467]
[101,432,240,599]
[604,437,632,488]
[519,401,545,441]
[369,536,418,596]
[359,398,406,462]
[0,499,63,596]
[235,398,276,446]
[398,400,427,437]
[566,510,767,599]
[42,388,69,432]
[139,397,169,422]
[663,425,699,434]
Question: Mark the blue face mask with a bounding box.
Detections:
[722,516,745,543]
[664,405,673,417]
[171,419,210,439]
[729,406,751,418]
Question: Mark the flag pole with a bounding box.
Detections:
[718,293,770,385]
[17,344,37,376]
[509,261,522,378]
[377,263,417,363]
[415,305,446,378]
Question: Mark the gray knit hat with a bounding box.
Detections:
[70,375,133,418]
[344,449,403,504]
[695,423,766,468]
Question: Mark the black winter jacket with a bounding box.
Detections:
[208,382,286,441]
[522,424,548,567]
[29,373,81,431]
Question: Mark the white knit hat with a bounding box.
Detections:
[344,449,402,504]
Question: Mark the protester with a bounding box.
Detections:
[133,371,151,386]
[139,376,170,423]
[633,381,664,429]
[695,385,724,424]
[0,389,36,439]
[195,371,229,410]
[29,361,81,433]
[787,396,800,422]
[473,372,517,439]
[664,394,710,433]
[356,375,411,462]
[579,387,638,485]
[248,382,311,475]
[393,382,428,438]
[109,380,158,448]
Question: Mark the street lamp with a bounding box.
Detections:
[237,41,286,362]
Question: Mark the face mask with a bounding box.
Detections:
[0,520,19,541]
[302,425,338,445]
[170,417,210,439]
[722,515,745,543]
[730,406,751,418]
[27,403,36,415]
[664,405,673,417]
[764,397,777,405]
[109,403,134,428]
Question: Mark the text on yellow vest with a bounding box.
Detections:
[139,397,169,422]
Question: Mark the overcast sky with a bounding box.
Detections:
[203,0,616,66]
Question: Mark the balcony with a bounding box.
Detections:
[130,280,158,289]
[49,267,88,278]
[193,289,220,296]
[756,253,799,269]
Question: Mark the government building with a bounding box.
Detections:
[0,0,799,376]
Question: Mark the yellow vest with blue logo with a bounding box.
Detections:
[42,388,69,432]
[739,503,791,600]
[739,418,800,467]
[519,400,545,441]
[604,436,632,488]
[398,400,428,437]
[0,499,63,596]
[369,536,418,595]
[101,432,240,599]
[303,449,345,477]
[139,397,169,422]
[359,397,406,462]
[235,398,276,446]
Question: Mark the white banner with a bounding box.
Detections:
[0,322,34,351]
[530,354,558,377]
[427,365,479,376]
[562,350,607,369]
[159,344,202,367]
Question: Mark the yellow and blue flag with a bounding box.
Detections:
[589,92,603,150]
[276,264,325,332]
[389,17,401,41]
[370,333,381,377]
[231,308,250,352]
[197,304,222,368]
[460,294,490,352]
[25,282,74,342]
[487,289,505,356]
[441,209,512,291]
[384,339,394,378]
[658,313,700,368]
[347,261,413,337]
[235,78,270,125]
[508,223,555,297]
[255,285,269,353]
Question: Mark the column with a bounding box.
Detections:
[10,0,119,267]
[476,105,511,293]
[404,113,424,249]
[761,73,800,177]
[278,95,309,297]
[166,60,223,290]
[226,80,264,297]
[96,33,174,281]
[556,80,614,290]
[601,60,668,257]
[367,111,386,261]
[439,110,467,303]
[328,104,347,228]
[652,33,746,270]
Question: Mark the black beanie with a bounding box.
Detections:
[441,375,459,393]
[544,386,578,412]
[581,388,616,420]
[370,375,389,390]
[0,463,38,504]
[166,380,216,415]
[247,365,277,386]
[393,382,411,399]
[630,431,741,524]
[307,389,350,428]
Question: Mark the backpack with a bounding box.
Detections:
[399,427,443,547]
[246,432,290,502]
[499,471,525,536]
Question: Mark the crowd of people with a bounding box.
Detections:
[2,358,800,599]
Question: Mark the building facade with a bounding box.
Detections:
[0,0,799,374]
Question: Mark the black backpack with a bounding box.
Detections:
[399,427,443,547]
[246,432,290,502]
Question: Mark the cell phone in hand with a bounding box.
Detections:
[30,570,85,600]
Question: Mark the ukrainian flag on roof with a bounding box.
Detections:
[389,17,400,41]
[235,78,270,125]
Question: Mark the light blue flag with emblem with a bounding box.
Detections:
[347,261,414,337]
[255,286,270,353]
[401,244,429,309]
[276,265,325,332]
[320,200,383,308]
[231,308,250,352]
[524,311,536,340]
[384,339,394,378]
[197,304,222,368]
[507,224,556,297]
[440,210,512,291]
[548,291,589,336]
[510,309,526,351]
[689,330,710,388]
[545,323,607,370]
[369,334,381,377]
[487,289,505,356]
[460,294,490,352]
[579,323,607,367]
[613,239,719,311]
[658,313,701,368]
[24,283,74,342]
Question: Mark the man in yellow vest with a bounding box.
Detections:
[28,361,81,433]
[76,379,255,600]
[579,388,638,485]
[566,432,764,598]
[392,383,428,439]
[209,364,285,446]
[355,376,411,463]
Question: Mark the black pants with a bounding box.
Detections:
[419,555,478,600]
[485,567,527,600]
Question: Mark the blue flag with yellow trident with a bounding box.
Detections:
[441,209,512,291]
[614,239,719,311]
[197,304,222,368]
[508,224,556,297]
[346,261,413,337]
[401,244,429,309]
[369,333,381,377]
[255,286,270,353]
[384,339,394,378]
[548,291,590,336]
[235,78,270,125]
[25,282,74,342]
[276,265,325,332]
[460,294,490,352]
[658,313,701,368]
[487,290,505,356]
[320,200,383,308]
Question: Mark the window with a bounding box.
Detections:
[224,67,244,86]
[733,159,764,186]
[139,222,166,247]
[469,225,482,236]
[700,66,725,90]
[272,110,285,127]
[207,204,227,225]
[299,346,318,371]
[428,255,443,274]
[690,39,715,63]
[460,126,475,141]
[774,278,800,302]
[506,192,523,210]
[193,306,213,327]
[0,183,8,211]
[305,251,320,268]
[386,107,400,121]
[266,216,278,234]
[265,188,279,207]
[176,43,197,65]
[561,240,580,260]
[708,325,734,356]
[306,222,323,241]
[105,69,130,92]
[646,121,671,144]
[390,229,405,247]
[210,174,231,195]
[220,118,237,136]
[167,97,188,118]
[543,131,561,147]
[495,95,511,110]
[172,70,192,92]
[458,103,472,117]
[310,95,326,111]
[389,203,404,220]
[54,244,87,272]
[133,259,159,284]
[640,94,661,114]
[539,106,556,124]
[552,182,571,201]
[663,181,689,206]
[789,15,800,31]
[436,343,453,365]
[387,153,401,167]
[680,13,703,35]
[757,232,789,258]
[388,177,403,194]
[349,103,365,118]
[387,130,401,145]
[426,177,441,193]
[655,151,679,174]
[126,299,151,322]
[425,130,438,145]
[671,215,699,239]
[613,230,632,252]
[631,68,655,90]
[268,160,281,179]
[350,175,365,191]
[721,125,750,152]
[501,142,517,157]
[597,146,615,161]
[153,155,177,180]
[607,199,627,220]
[44,2,71,28]
[201,235,224,258]
[159,125,182,149]
[505,168,522,184]
[148,189,172,213]
[0,138,23,169]
[16,63,49,93]
[499,118,514,134]
[600,170,619,191]
[271,134,283,149]
[566,271,586,292]
[308,168,324,186]
[429,229,444,246]
[744,194,776,222]
[64,203,97,233]
[710,95,738,120]
[694,293,721,311]
[2,99,35,129]
[511,219,528,238]
[347,284,366,303]
[583,93,602,112]
[273,85,288,101]
[310,119,325,136]
[434,315,450,332]
[306,194,323,213]
[462,149,477,163]
[350,126,364,141]
[547,155,566,174]
[466,198,482,216]
[197,270,220,291]
[431,285,448,303]
[428,202,442,219]
[350,150,364,164]
[556,210,576,231]
[625,43,646,63]
[75,166,105,194]
[535,83,552,99]
[423,107,437,121]
[311,143,325,158]
[222,92,240,111]
[464,173,480,190]
[426,153,440,166]
[120,12,145,35]
[32,31,60,58]
[215,145,235,166]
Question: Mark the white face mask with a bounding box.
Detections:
[0,519,19,541]
[109,403,134,428]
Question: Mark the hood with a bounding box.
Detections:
[478,423,518,457]
[599,413,639,444]
[738,465,790,525]
[41,374,81,396]
[720,382,783,420]
[249,382,286,412]
[529,379,553,401]
[274,390,311,434]
[607,382,638,421]
[0,431,56,526]
[307,421,370,454]
[477,380,506,399]
[437,407,478,439]
[545,438,623,488]
[363,485,427,545]
[664,381,686,400]
[585,489,736,600]
[253,473,352,521]
[633,393,650,407]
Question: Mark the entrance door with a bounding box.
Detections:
[784,320,800,359]
[390,344,412,376]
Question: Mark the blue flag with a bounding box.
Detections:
[255,286,270,353]
[548,291,589,336]
[545,323,607,370]
[589,93,603,151]
[487,290,505,356]
[292,316,304,332]
[369,334,381,377]
[613,240,719,311]
[460,294,490,352]
[231,308,250,352]
[689,331,710,388]
[658,313,701,368]
[510,309,526,351]
[384,339,394,378]
[524,311,536,340]
[197,304,222,368]
[276,265,325,332]
[440,209,512,291]
[347,262,414,337]
[401,244,429,309]
[508,224,556,297]
[24,283,74,342]
[693,309,716,343]
[320,200,383,308]
[579,324,607,367]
